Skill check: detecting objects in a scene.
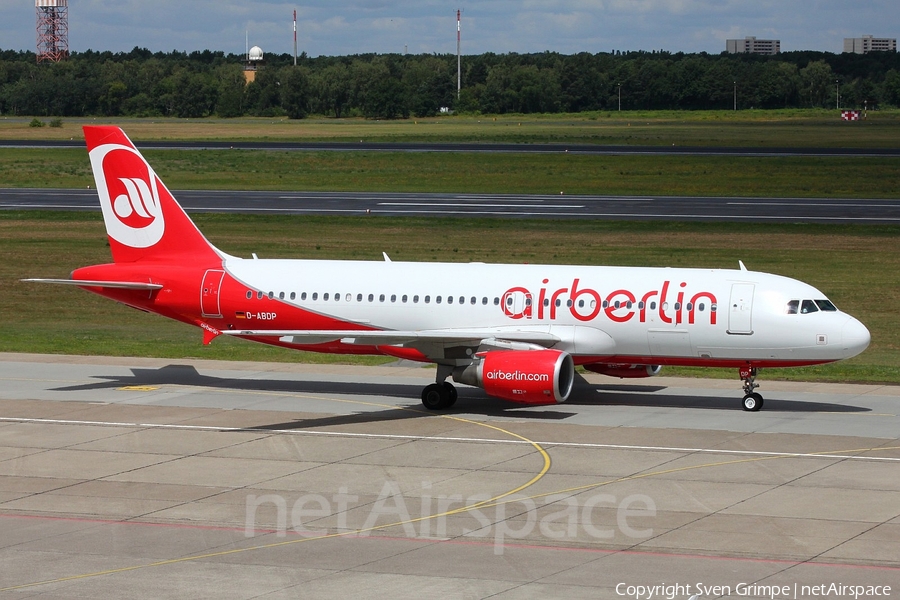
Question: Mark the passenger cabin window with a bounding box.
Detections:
[786,300,799,315]
[801,299,818,314]
[246,291,252,299]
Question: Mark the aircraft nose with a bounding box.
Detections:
[842,317,871,358]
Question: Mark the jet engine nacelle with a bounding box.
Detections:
[585,363,662,379]
[452,349,574,405]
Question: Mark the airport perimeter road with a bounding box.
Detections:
[3,187,900,223]
[1,354,899,598]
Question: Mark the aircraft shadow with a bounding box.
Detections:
[51,364,870,429]
[566,382,869,413]
[51,364,578,426]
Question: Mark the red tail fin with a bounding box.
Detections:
[83,126,221,265]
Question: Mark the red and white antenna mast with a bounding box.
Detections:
[35,0,69,63]
[456,9,461,99]
[293,9,298,66]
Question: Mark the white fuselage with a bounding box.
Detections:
[223,258,870,366]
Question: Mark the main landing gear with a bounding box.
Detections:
[740,366,763,411]
[421,382,458,410]
[421,365,458,410]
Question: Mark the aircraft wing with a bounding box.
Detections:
[21,278,163,290]
[222,328,560,348]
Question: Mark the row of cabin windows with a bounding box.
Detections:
[785,299,838,315]
[248,290,501,306]
[244,289,715,313]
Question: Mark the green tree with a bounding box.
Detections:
[171,70,214,118]
[280,66,311,119]
[215,64,246,118]
[880,69,900,106]
[312,63,351,117]
[800,60,835,107]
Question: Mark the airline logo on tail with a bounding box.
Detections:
[89,143,165,249]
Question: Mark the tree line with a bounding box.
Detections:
[2,46,900,119]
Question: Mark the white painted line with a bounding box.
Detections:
[728,202,900,208]
[1,416,897,463]
[376,202,586,208]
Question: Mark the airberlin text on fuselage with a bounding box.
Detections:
[501,278,718,326]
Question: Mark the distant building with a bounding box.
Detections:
[843,36,896,54]
[243,45,263,84]
[726,37,780,55]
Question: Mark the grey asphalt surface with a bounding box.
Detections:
[1,354,898,598]
[4,138,900,157]
[3,187,900,223]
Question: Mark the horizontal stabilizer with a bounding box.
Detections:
[21,278,163,290]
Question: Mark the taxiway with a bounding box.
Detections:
[1,353,899,597]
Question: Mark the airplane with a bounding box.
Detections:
[24,126,870,412]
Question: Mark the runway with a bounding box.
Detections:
[3,188,900,223]
[1,353,898,597]
[4,139,900,158]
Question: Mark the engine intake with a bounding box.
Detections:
[452,349,574,404]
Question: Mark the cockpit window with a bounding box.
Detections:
[786,300,799,315]
[815,299,838,312]
[800,299,818,314]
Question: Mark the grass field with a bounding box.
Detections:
[2,113,898,385]
[3,212,898,384]
[3,110,900,147]
[2,148,899,199]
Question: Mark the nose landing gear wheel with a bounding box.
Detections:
[742,392,764,412]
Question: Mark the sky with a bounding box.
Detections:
[1,0,897,57]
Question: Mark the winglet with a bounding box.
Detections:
[739,260,747,271]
